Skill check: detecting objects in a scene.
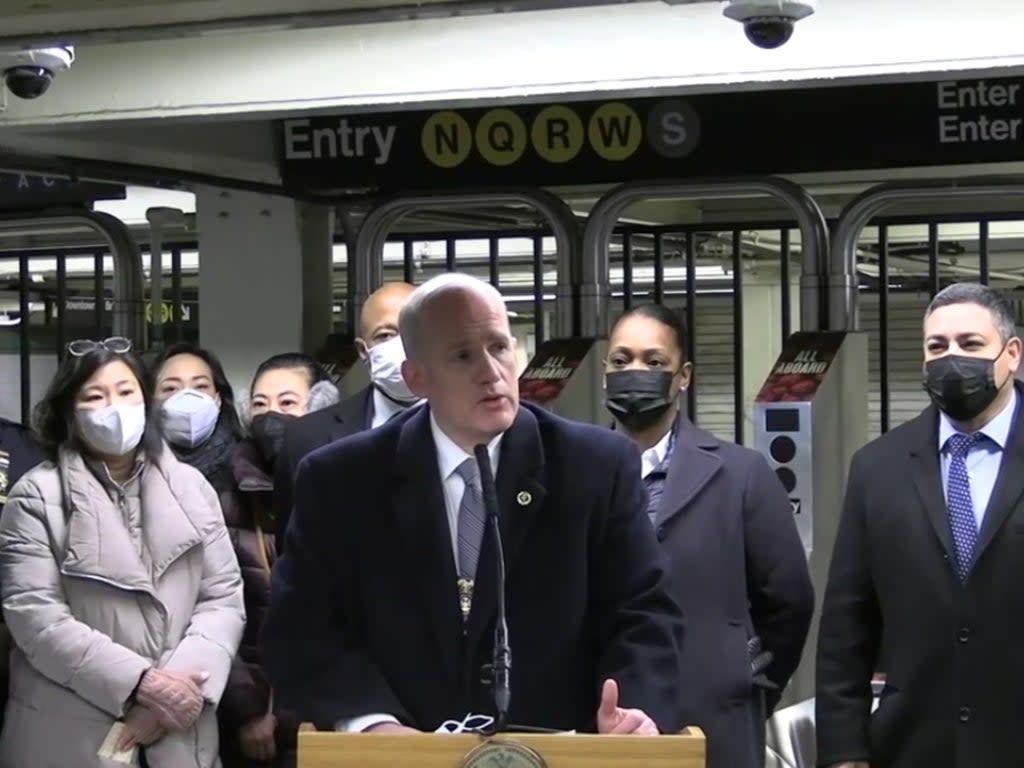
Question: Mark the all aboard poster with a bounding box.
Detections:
[755,332,847,403]
[519,338,596,407]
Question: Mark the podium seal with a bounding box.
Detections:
[461,740,547,768]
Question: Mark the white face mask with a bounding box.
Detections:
[161,389,220,448]
[75,402,147,457]
[367,336,419,404]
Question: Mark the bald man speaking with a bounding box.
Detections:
[263,272,685,735]
[275,281,420,550]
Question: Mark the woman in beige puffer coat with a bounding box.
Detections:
[0,338,245,768]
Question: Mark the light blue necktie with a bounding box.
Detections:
[456,460,487,622]
[945,432,982,580]
[643,430,677,525]
[454,458,486,622]
[455,458,486,580]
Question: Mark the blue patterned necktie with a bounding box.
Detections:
[455,458,486,621]
[945,432,982,580]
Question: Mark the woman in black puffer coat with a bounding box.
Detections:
[217,353,338,768]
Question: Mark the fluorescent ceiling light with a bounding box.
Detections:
[93,187,195,228]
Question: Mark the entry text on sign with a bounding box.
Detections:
[284,119,397,165]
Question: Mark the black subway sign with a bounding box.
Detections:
[283,100,698,174]
[278,75,1024,193]
[0,173,126,210]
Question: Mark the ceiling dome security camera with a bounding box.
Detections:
[0,46,74,99]
[722,0,815,49]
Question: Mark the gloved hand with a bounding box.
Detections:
[116,705,166,750]
[135,668,210,732]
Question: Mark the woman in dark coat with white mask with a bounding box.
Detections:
[604,304,815,768]
[151,344,244,497]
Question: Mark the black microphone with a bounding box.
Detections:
[474,443,511,733]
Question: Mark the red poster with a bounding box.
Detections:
[519,338,596,406]
[755,331,847,403]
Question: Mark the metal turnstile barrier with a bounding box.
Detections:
[340,188,581,400]
[351,188,580,337]
[580,176,831,337]
[830,176,1024,331]
[0,209,143,422]
[765,697,817,768]
[751,330,869,706]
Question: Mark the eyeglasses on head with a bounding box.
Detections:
[66,336,133,358]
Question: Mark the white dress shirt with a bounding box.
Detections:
[338,414,503,733]
[938,387,1018,529]
[640,427,673,480]
[431,412,503,558]
[370,387,414,428]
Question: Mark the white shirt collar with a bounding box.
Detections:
[641,426,673,479]
[371,387,414,429]
[429,410,503,481]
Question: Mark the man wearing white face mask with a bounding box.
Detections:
[366,335,422,418]
[275,282,420,551]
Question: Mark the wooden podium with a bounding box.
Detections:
[297,726,706,768]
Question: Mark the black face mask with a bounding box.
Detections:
[250,412,296,468]
[923,352,1006,422]
[604,370,676,433]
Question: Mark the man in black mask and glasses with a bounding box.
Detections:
[817,281,1024,768]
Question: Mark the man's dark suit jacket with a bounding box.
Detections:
[261,402,686,734]
[653,416,813,768]
[817,381,1024,768]
[273,387,372,552]
[0,420,44,506]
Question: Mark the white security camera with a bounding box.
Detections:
[0,46,74,100]
[722,0,815,49]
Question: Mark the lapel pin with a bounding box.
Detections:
[516,491,532,506]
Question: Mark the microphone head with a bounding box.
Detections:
[473,443,499,521]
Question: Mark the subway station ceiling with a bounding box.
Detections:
[1,0,714,46]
